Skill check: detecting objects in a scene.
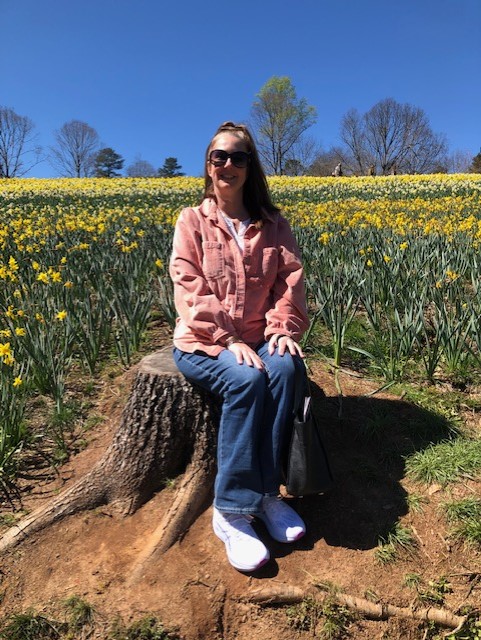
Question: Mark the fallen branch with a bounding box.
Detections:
[240,584,468,633]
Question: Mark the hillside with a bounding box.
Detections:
[0,339,480,640]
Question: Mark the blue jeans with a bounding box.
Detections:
[173,343,306,515]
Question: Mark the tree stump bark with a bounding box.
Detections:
[0,348,220,560]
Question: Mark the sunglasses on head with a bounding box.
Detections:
[209,149,251,168]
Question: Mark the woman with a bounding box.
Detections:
[169,122,309,572]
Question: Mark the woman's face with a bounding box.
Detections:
[207,133,248,199]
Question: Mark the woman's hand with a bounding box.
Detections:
[268,334,305,358]
[227,342,265,370]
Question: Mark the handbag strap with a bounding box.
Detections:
[293,360,311,416]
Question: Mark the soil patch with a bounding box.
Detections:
[0,355,480,639]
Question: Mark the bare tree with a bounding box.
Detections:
[49,120,100,177]
[447,149,473,174]
[402,133,448,174]
[340,98,448,175]
[308,147,344,177]
[126,156,157,177]
[0,106,41,177]
[340,109,373,175]
[284,135,323,176]
[251,76,317,175]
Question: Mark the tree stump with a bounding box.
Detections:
[0,349,220,566]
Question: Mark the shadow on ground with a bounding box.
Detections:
[292,381,454,551]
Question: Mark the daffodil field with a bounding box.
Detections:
[1,174,481,485]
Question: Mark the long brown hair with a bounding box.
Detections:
[203,122,280,225]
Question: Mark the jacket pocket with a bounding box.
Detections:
[261,248,278,277]
[247,248,278,289]
[202,242,224,279]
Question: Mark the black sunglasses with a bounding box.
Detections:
[209,149,251,168]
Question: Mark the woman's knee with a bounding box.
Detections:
[264,352,299,381]
[226,365,266,393]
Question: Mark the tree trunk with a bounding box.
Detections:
[0,349,220,558]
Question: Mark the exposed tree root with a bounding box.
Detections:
[0,350,219,559]
[128,454,216,584]
[241,584,468,633]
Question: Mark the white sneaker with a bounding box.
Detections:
[258,496,306,543]
[213,507,270,572]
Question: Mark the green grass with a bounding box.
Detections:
[406,493,428,513]
[286,596,356,640]
[0,605,179,640]
[401,384,467,415]
[0,514,17,527]
[443,498,481,547]
[108,616,179,640]
[405,439,481,486]
[61,595,95,632]
[417,577,453,607]
[375,523,417,564]
[443,617,481,640]
[0,611,66,640]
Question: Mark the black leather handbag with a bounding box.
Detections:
[284,390,333,497]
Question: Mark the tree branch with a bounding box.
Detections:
[240,584,468,632]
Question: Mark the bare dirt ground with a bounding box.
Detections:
[0,338,480,639]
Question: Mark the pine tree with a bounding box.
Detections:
[158,157,184,177]
[94,147,124,177]
[470,150,481,173]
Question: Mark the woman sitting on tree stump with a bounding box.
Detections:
[169,121,309,572]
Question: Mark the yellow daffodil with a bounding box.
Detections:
[446,270,459,281]
[0,342,12,357]
[8,256,19,271]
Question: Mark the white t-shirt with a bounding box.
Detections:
[222,215,251,253]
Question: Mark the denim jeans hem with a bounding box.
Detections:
[214,503,264,516]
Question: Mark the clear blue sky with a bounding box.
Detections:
[3,0,481,177]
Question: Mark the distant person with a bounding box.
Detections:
[332,162,343,177]
[368,164,376,176]
[170,121,309,572]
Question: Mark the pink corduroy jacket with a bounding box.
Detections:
[169,198,309,356]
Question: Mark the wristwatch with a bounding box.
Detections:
[225,335,244,347]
